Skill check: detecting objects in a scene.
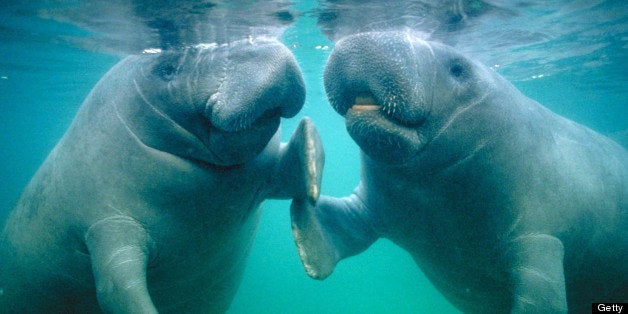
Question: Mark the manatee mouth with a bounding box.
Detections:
[345,95,425,164]
[207,108,281,166]
[351,95,382,113]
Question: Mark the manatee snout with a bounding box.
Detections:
[199,38,305,166]
[324,32,431,126]
[324,32,434,164]
[208,38,305,133]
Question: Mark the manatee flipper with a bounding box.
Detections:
[84,215,157,313]
[264,116,343,279]
[290,196,336,280]
[270,117,324,203]
[507,234,567,313]
[292,193,379,280]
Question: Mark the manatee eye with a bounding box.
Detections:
[155,63,177,81]
[449,59,469,79]
[162,64,176,76]
[152,54,181,81]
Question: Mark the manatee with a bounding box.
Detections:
[0,37,324,313]
[292,32,627,313]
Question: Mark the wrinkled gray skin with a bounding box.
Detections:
[292,32,627,313]
[0,37,324,313]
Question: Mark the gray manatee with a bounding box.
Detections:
[292,32,627,313]
[0,37,324,313]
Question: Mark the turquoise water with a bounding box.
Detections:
[0,1,626,313]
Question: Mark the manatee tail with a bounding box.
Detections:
[291,194,379,280]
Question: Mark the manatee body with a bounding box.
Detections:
[0,38,324,313]
[292,32,627,313]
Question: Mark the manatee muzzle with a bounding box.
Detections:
[345,95,425,164]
